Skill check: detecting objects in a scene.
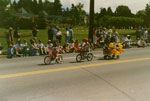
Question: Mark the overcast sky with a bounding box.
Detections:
[60,0,150,14]
[13,0,150,14]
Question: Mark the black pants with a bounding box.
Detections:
[56,36,62,44]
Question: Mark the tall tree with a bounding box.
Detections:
[0,0,13,27]
[115,5,133,17]
[53,0,62,15]
[43,0,54,15]
[32,0,38,14]
[70,3,86,25]
[136,10,146,19]
[12,0,17,11]
[38,0,44,12]
[99,8,107,17]
[107,7,113,16]
[144,3,150,26]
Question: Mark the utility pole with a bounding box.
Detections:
[88,0,94,42]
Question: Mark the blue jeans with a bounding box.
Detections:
[65,36,70,43]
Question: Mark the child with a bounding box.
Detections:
[8,44,14,58]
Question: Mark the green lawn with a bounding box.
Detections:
[0,27,136,50]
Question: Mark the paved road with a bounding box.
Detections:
[0,48,150,101]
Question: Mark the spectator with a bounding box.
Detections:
[69,40,75,52]
[8,44,14,58]
[29,39,39,56]
[74,40,80,52]
[96,29,100,38]
[143,29,148,41]
[53,40,58,47]
[93,28,97,44]
[63,43,70,53]
[56,28,62,44]
[122,35,132,48]
[6,27,14,47]
[137,38,146,47]
[57,43,65,54]
[64,28,70,43]
[48,26,54,41]
[53,26,58,40]
[14,27,21,42]
[108,28,113,37]
[22,39,28,57]
[37,40,46,55]
[69,27,73,42]
[32,26,39,39]
[98,36,105,48]
[15,40,23,57]
[103,27,107,38]
[112,29,119,42]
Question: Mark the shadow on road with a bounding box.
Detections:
[69,61,84,64]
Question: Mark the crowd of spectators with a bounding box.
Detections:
[6,26,150,58]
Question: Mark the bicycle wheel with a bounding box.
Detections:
[56,55,63,64]
[76,54,82,62]
[87,53,93,61]
[44,56,51,65]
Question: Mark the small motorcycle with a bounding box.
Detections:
[76,51,93,62]
[44,54,63,65]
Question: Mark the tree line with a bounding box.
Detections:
[0,0,150,29]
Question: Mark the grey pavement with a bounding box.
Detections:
[0,48,150,101]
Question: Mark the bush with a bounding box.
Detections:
[14,17,48,29]
[107,17,143,28]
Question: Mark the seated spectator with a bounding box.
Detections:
[137,38,146,47]
[22,39,28,57]
[15,40,23,57]
[122,35,132,48]
[38,40,46,55]
[57,43,65,54]
[8,44,15,58]
[69,40,75,52]
[63,43,70,53]
[98,36,105,48]
[53,39,59,47]
[74,40,80,52]
[29,39,39,56]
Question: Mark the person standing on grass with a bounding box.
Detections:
[143,29,148,41]
[6,27,14,48]
[48,26,54,41]
[64,28,70,43]
[56,28,62,44]
[14,27,21,43]
[69,27,73,42]
[32,26,39,39]
[53,26,58,40]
